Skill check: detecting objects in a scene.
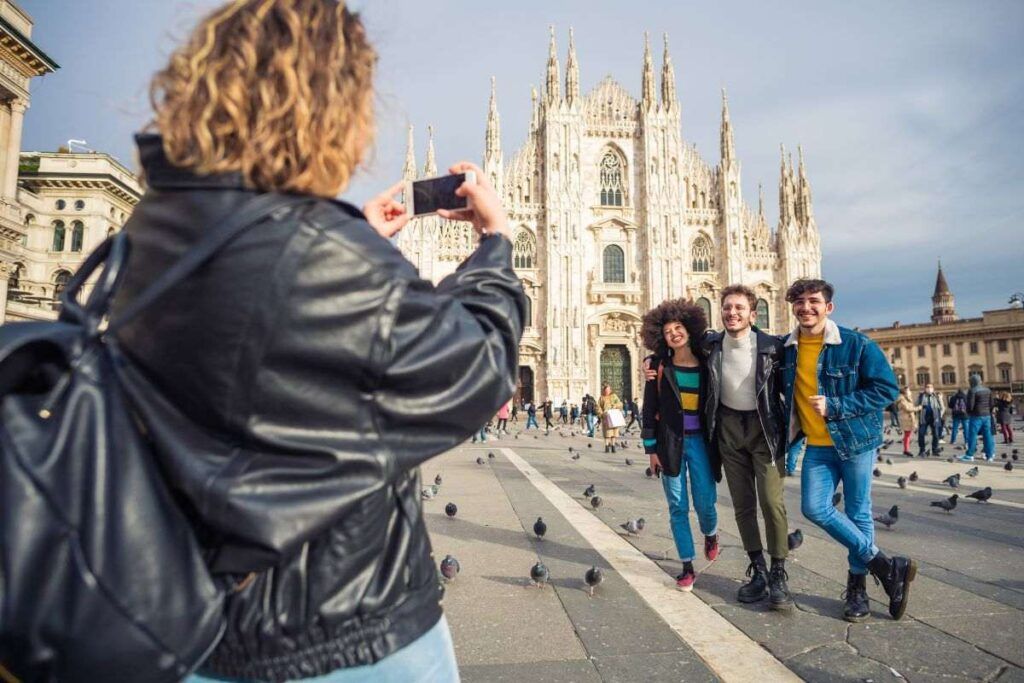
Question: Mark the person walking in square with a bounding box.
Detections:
[960,374,995,461]
[525,400,539,430]
[995,391,1015,444]
[640,299,719,592]
[947,388,968,445]
[916,383,944,456]
[597,385,623,453]
[895,386,922,456]
[781,279,914,623]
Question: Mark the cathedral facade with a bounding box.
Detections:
[396,29,822,405]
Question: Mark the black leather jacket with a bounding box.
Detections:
[703,328,787,463]
[111,135,525,682]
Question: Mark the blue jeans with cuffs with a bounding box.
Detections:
[660,435,718,562]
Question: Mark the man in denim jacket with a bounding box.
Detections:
[781,279,916,623]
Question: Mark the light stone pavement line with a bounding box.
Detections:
[501,446,801,683]
[789,465,1024,510]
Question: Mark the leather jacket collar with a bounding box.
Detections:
[136,133,250,191]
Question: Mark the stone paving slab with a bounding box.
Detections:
[460,660,600,683]
[590,652,719,683]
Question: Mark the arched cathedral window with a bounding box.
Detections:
[53,270,72,298]
[71,221,85,252]
[513,229,536,269]
[523,295,533,328]
[52,221,66,251]
[602,245,625,283]
[691,235,713,272]
[696,297,712,323]
[755,298,770,329]
[599,151,625,206]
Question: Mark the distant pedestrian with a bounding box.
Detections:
[570,403,579,424]
[543,400,555,430]
[995,391,1015,444]
[961,373,994,461]
[895,387,922,456]
[560,400,569,424]
[597,385,623,452]
[916,384,944,456]
[947,388,968,445]
[510,402,519,423]
[525,401,539,430]
[496,401,510,433]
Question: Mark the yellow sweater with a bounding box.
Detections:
[795,333,833,446]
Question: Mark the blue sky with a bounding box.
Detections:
[18,0,1024,327]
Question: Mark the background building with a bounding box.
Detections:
[397,29,822,403]
[863,264,1024,403]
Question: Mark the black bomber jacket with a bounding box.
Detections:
[111,134,525,682]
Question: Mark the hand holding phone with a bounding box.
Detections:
[431,161,509,238]
[363,181,410,239]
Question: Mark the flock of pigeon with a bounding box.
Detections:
[428,430,1020,597]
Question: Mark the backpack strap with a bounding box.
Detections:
[107,192,312,335]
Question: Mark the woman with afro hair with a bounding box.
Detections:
[640,298,720,591]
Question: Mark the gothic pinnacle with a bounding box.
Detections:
[720,87,735,164]
[545,25,560,104]
[485,76,501,161]
[423,124,437,177]
[660,32,676,109]
[758,182,765,217]
[566,26,579,106]
[402,124,416,180]
[641,31,656,110]
[530,84,539,132]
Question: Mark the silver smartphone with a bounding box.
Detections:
[405,171,476,218]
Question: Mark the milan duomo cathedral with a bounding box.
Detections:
[396,28,822,405]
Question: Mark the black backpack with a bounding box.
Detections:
[0,193,308,682]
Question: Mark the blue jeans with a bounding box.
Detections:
[525,414,539,429]
[918,420,940,453]
[188,616,459,683]
[950,416,966,444]
[801,445,879,574]
[586,414,596,437]
[660,435,718,562]
[965,416,995,460]
[786,438,806,474]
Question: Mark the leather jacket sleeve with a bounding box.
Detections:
[375,234,525,474]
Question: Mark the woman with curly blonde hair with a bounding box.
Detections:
[111,1,525,681]
[639,298,719,592]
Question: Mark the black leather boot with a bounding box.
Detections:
[868,551,917,620]
[768,560,794,611]
[737,558,769,603]
[842,572,869,622]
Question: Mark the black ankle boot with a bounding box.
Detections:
[737,558,769,603]
[842,572,869,622]
[768,560,794,611]
[868,552,917,620]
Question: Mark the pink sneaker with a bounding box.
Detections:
[676,570,696,591]
[704,534,720,562]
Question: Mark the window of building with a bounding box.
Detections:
[51,221,66,251]
[892,348,902,359]
[70,221,84,252]
[940,367,956,385]
[24,213,34,225]
[755,298,769,330]
[523,295,532,328]
[7,262,23,297]
[998,364,1012,383]
[602,245,625,283]
[997,339,1008,353]
[691,235,713,272]
[55,199,66,211]
[109,207,115,218]
[598,151,625,206]
[74,200,85,210]
[969,341,979,354]
[697,297,712,323]
[942,343,951,356]
[512,229,536,270]
[916,345,925,358]
[53,270,72,298]
[968,364,983,382]
[915,369,931,387]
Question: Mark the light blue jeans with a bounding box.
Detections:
[660,435,718,562]
[949,416,966,444]
[786,438,806,474]
[801,445,878,574]
[525,414,539,429]
[964,416,995,460]
[187,616,459,683]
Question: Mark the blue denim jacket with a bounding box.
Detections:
[781,320,899,459]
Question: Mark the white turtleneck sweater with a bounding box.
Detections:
[721,332,757,411]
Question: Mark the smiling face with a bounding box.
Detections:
[791,290,835,335]
[662,321,690,352]
[721,294,754,334]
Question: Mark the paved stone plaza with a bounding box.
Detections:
[424,424,1024,682]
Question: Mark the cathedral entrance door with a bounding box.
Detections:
[516,366,535,405]
[600,345,632,402]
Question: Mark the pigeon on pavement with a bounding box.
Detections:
[636,518,646,533]
[620,519,641,536]
[583,484,596,498]
[645,467,654,478]
[1005,462,1014,472]
[885,458,894,466]
[966,487,993,503]
[872,468,882,478]
[944,474,961,489]
[530,561,550,587]
[590,496,603,509]
[445,502,458,519]
[897,476,908,489]
[421,487,435,500]
[965,466,979,478]
[625,458,634,466]
[909,471,919,482]
[787,529,803,550]
[571,453,581,461]
[488,452,495,460]
[533,516,547,539]
[874,505,899,529]
[440,555,460,582]
[476,457,485,465]
[584,566,604,597]
[930,494,959,513]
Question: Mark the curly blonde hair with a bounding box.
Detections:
[149,0,376,197]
